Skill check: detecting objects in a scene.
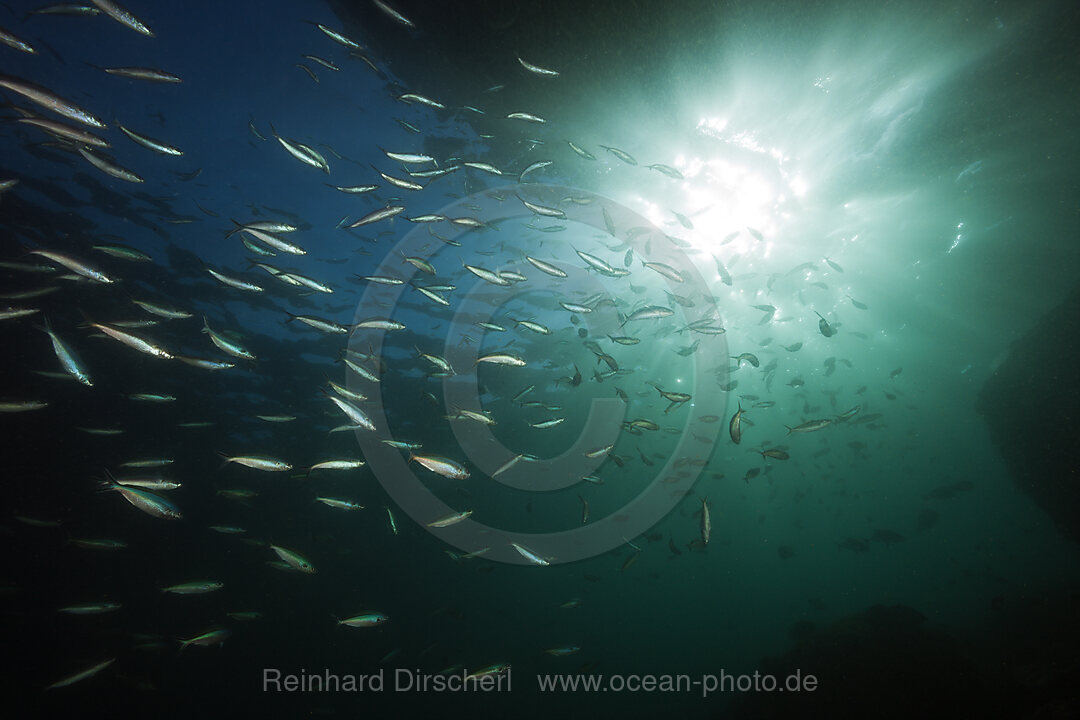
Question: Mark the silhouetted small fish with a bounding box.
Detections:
[814,311,836,337]
[733,353,759,368]
[871,529,905,546]
[847,295,868,310]
[837,537,870,553]
[729,404,745,444]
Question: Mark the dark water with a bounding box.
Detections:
[2,1,1079,717]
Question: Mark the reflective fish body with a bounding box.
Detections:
[518,57,559,77]
[520,197,564,218]
[133,299,190,319]
[729,404,745,444]
[178,628,232,652]
[510,542,550,566]
[119,457,173,468]
[162,581,223,595]
[270,124,329,172]
[315,23,360,49]
[785,419,833,434]
[600,145,637,165]
[0,27,36,54]
[269,545,316,573]
[46,658,115,690]
[339,612,389,627]
[118,125,183,155]
[519,160,553,181]
[397,93,444,109]
[77,147,143,182]
[206,267,263,292]
[308,459,365,474]
[428,510,473,528]
[525,256,567,278]
[545,646,581,657]
[0,73,106,128]
[648,163,683,179]
[0,307,40,321]
[643,261,685,283]
[0,399,47,412]
[410,453,470,480]
[93,244,150,262]
[701,498,711,546]
[284,312,347,334]
[114,477,181,490]
[476,353,525,367]
[373,0,414,27]
[567,140,596,160]
[91,322,174,359]
[59,602,121,614]
[325,393,376,431]
[506,111,546,124]
[70,538,127,549]
[91,0,154,36]
[18,117,109,147]
[202,317,255,361]
[348,205,405,227]
[101,479,182,519]
[39,318,92,386]
[575,248,614,274]
[835,405,862,422]
[316,497,365,511]
[28,249,114,283]
[104,66,181,82]
[621,306,674,324]
[219,454,292,471]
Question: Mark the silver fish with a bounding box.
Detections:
[517,57,559,77]
[0,73,105,128]
[91,0,153,36]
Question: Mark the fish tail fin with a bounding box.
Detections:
[283,312,297,324]
[75,308,96,329]
[783,425,793,436]
[215,452,231,471]
[97,472,118,492]
[225,218,244,238]
[176,639,190,656]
